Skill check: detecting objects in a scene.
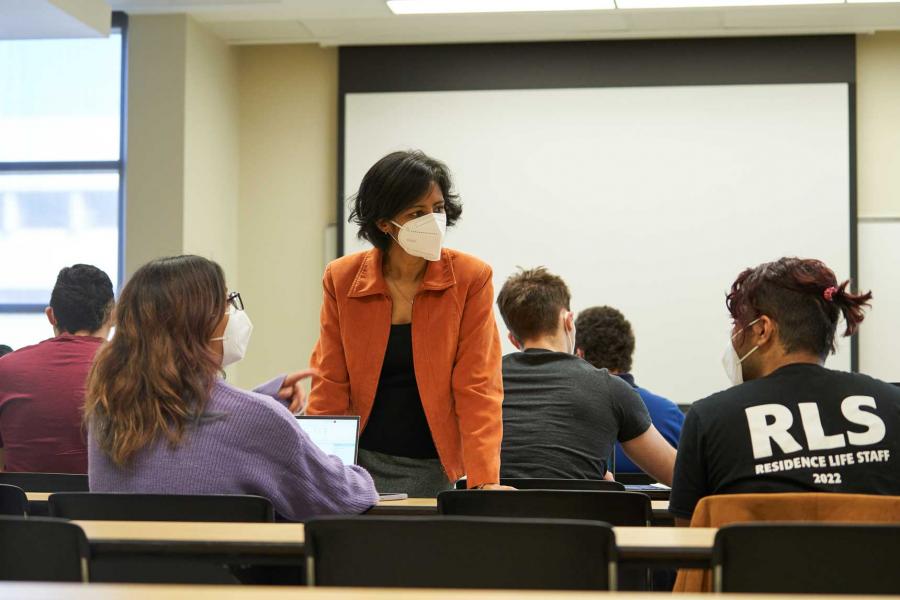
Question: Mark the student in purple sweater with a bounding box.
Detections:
[85,255,377,521]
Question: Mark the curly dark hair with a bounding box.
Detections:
[575,306,635,373]
[349,150,462,251]
[49,264,115,334]
[726,257,872,359]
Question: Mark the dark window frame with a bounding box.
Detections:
[0,11,128,314]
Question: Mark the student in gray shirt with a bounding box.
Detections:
[496,267,676,485]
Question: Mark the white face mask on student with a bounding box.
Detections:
[721,317,761,386]
[212,307,253,368]
[390,212,447,262]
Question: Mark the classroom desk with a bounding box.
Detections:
[368,497,440,515]
[370,498,672,520]
[27,494,672,518]
[4,583,898,600]
[76,520,305,561]
[27,494,436,518]
[27,494,435,508]
[74,521,715,567]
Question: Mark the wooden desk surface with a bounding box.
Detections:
[2,583,899,600]
[26,494,441,506]
[374,498,671,511]
[379,498,437,508]
[73,520,711,558]
[28,494,670,510]
[75,520,306,546]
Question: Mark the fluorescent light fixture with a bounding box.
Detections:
[617,0,840,6]
[387,0,615,14]
[847,0,900,3]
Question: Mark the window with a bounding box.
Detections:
[0,14,126,350]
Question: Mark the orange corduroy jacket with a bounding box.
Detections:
[307,247,504,487]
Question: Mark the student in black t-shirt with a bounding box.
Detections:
[496,267,677,485]
[670,257,900,524]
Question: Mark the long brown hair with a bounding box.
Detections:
[85,255,227,466]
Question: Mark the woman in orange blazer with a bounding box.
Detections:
[308,150,504,497]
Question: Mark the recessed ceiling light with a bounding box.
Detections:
[386,0,616,15]
[617,0,841,6]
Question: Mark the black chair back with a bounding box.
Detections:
[0,516,89,582]
[0,484,27,516]
[0,472,88,492]
[495,478,625,491]
[438,489,650,526]
[306,515,616,590]
[49,493,275,522]
[714,523,900,594]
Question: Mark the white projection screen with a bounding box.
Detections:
[339,39,856,404]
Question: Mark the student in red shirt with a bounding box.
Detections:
[0,264,114,473]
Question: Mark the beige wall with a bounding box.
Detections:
[183,17,241,286]
[235,45,338,387]
[125,15,243,379]
[857,32,900,218]
[126,18,334,387]
[126,14,241,283]
[125,14,187,276]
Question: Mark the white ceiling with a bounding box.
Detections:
[110,0,900,45]
[0,0,111,39]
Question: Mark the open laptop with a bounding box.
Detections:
[295,415,360,465]
[294,416,407,500]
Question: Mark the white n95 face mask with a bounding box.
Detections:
[722,317,761,386]
[212,307,253,367]
[390,212,447,262]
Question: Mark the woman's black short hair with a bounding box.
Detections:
[349,150,462,251]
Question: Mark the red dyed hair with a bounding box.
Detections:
[726,257,872,359]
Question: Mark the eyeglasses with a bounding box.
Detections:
[227,291,244,311]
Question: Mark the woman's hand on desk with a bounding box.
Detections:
[278,368,319,413]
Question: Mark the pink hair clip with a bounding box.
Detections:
[823,286,838,302]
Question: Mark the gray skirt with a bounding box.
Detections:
[358,448,455,498]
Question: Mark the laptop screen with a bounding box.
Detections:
[295,416,360,465]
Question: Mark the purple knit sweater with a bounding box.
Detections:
[88,376,378,521]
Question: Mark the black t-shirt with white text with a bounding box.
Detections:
[500,349,652,480]
[670,363,900,519]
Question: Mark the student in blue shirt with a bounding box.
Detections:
[575,306,684,474]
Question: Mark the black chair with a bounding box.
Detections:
[438,489,651,526]
[49,492,275,522]
[714,523,900,594]
[306,516,616,590]
[0,472,88,492]
[0,484,27,516]
[0,516,89,582]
